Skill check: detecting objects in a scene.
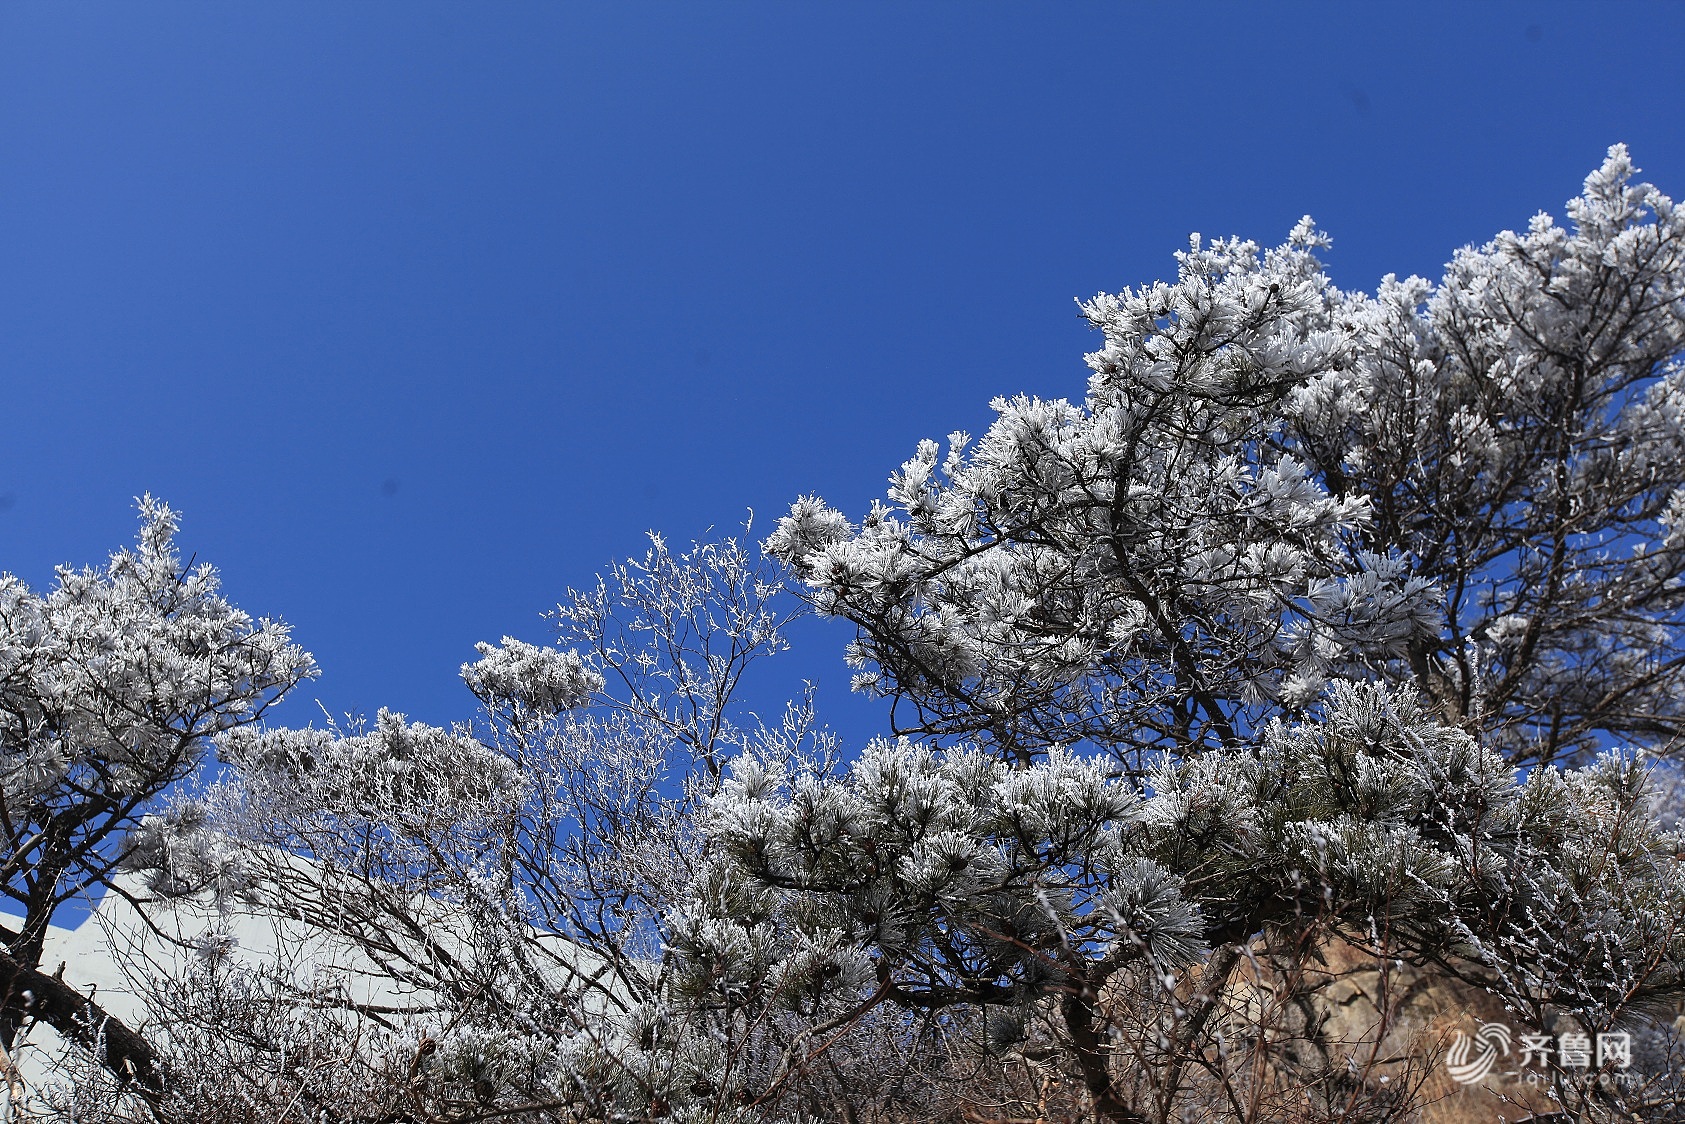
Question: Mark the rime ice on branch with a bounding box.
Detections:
[769,145,1685,769]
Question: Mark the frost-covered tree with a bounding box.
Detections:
[767,145,1685,770]
[0,499,313,1091]
[45,149,1685,1124]
[94,531,864,1123]
[1288,148,1685,763]
[745,147,1685,1120]
[699,681,1685,1122]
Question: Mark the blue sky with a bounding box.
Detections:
[2,2,1683,744]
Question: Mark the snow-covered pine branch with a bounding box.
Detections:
[0,497,314,1089]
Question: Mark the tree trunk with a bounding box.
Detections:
[0,947,164,1102]
[1061,981,1145,1124]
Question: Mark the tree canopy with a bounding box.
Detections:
[20,148,1685,1124]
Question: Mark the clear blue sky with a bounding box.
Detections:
[3,2,1682,741]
